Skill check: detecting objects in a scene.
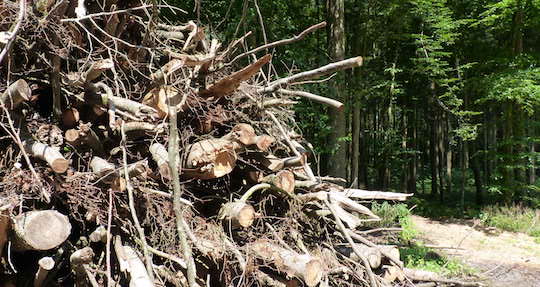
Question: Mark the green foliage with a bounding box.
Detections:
[401,244,475,276]
[368,202,418,241]
[478,67,540,115]
[479,204,540,238]
[370,202,411,227]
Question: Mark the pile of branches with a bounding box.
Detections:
[0,1,480,287]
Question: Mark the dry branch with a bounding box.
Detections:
[278,89,344,110]
[227,22,326,66]
[259,57,363,93]
[199,54,272,98]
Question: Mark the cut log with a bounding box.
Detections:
[24,140,68,173]
[142,86,187,118]
[381,265,405,284]
[11,210,72,251]
[65,123,104,154]
[123,245,155,287]
[283,155,306,168]
[0,79,31,110]
[222,123,257,146]
[67,59,114,86]
[403,268,482,286]
[199,54,272,99]
[86,82,158,118]
[262,170,295,194]
[89,226,107,243]
[252,135,275,151]
[184,138,239,180]
[149,142,172,180]
[244,153,285,172]
[0,204,12,258]
[70,247,94,287]
[342,189,413,201]
[218,201,256,228]
[34,257,55,287]
[338,244,398,269]
[250,240,323,287]
[90,156,116,179]
[61,108,80,129]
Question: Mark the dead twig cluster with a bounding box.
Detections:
[0,1,480,287]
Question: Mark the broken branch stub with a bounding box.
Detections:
[199,54,272,99]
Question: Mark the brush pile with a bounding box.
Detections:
[0,1,422,286]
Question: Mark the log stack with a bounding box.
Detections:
[0,1,475,287]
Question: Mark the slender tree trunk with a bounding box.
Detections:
[326,0,347,180]
[359,110,368,188]
[446,116,452,196]
[407,107,418,193]
[438,112,445,203]
[470,145,485,206]
[430,97,439,197]
[529,116,536,185]
[352,99,360,188]
[401,113,408,191]
[502,103,514,202]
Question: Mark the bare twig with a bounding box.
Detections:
[0,0,26,64]
[120,122,154,282]
[278,89,344,110]
[167,95,197,287]
[227,22,326,66]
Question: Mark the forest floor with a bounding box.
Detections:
[411,215,540,287]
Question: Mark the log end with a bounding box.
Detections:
[65,129,80,144]
[62,108,80,129]
[38,257,55,270]
[237,204,256,228]
[13,210,71,251]
[51,158,69,174]
[219,201,256,228]
[304,259,323,287]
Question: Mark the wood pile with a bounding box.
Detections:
[0,1,464,287]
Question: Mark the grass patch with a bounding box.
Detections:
[401,244,476,276]
[368,202,418,241]
[479,204,540,239]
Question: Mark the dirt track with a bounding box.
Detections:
[412,215,540,287]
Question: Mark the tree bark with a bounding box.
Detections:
[326,0,347,180]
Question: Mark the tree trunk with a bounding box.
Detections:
[407,107,418,193]
[326,0,347,180]
[470,144,485,205]
[430,104,439,197]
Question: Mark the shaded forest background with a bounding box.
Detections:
[169,0,540,209]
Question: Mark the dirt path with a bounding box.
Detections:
[411,215,540,287]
